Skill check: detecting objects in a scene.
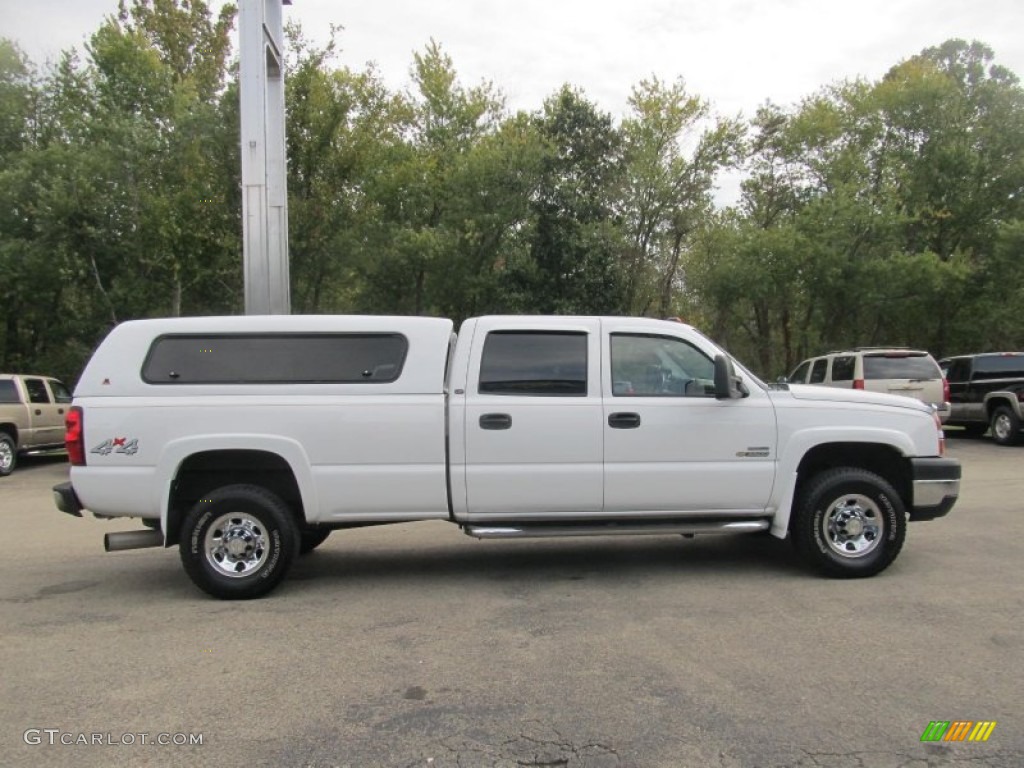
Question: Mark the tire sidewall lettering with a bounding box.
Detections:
[259,529,282,580]
[190,510,214,555]
[877,491,898,543]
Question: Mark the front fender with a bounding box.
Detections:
[769,427,917,537]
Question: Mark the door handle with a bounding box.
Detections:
[608,412,641,429]
[479,413,512,430]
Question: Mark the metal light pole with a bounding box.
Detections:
[239,0,291,315]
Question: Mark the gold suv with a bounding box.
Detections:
[788,348,950,422]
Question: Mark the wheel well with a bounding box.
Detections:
[0,424,17,443]
[985,397,1015,417]
[166,450,304,545]
[794,443,911,521]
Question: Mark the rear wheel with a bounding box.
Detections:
[0,433,15,476]
[990,406,1021,446]
[179,484,299,599]
[791,468,906,578]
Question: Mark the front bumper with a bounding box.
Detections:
[909,458,961,521]
[53,481,83,517]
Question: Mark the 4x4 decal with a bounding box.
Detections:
[91,437,139,456]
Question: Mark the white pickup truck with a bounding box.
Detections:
[53,315,960,599]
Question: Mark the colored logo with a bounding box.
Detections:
[920,721,996,742]
[90,437,139,456]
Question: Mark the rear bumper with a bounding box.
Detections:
[53,481,83,517]
[909,458,961,521]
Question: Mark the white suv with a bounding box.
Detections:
[788,348,950,422]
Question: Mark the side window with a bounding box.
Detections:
[972,355,1024,380]
[24,378,51,404]
[142,334,408,384]
[479,331,587,396]
[809,359,828,384]
[610,334,715,397]
[831,356,855,382]
[788,361,811,383]
[49,380,73,404]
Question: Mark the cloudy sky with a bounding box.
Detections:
[6,0,1023,122]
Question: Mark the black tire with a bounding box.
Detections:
[299,527,331,554]
[791,468,907,578]
[179,484,299,599]
[989,406,1021,446]
[0,432,15,477]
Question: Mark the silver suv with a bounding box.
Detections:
[788,348,950,421]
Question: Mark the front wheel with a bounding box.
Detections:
[791,468,907,578]
[990,406,1021,446]
[179,484,299,599]
[0,432,15,476]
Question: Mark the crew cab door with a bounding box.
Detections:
[460,318,603,518]
[601,323,777,514]
[21,377,65,447]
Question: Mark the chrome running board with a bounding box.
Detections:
[463,519,770,539]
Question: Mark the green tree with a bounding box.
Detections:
[619,77,743,316]
[511,85,627,314]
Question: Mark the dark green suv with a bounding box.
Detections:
[939,353,1024,446]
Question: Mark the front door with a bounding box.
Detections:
[602,329,776,515]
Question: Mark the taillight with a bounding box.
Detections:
[853,379,865,390]
[942,377,950,403]
[65,406,85,466]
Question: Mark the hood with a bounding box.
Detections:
[784,384,932,413]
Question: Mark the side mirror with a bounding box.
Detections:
[714,354,748,400]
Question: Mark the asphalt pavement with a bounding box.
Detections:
[0,438,1021,767]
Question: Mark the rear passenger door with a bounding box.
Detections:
[22,377,63,446]
[828,355,856,389]
[463,320,604,517]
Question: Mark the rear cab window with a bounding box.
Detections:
[478,331,588,396]
[24,378,52,403]
[142,334,409,384]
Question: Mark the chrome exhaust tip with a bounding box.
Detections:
[104,529,164,552]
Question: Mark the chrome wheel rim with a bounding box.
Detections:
[204,512,269,577]
[993,413,1013,441]
[0,440,12,472]
[822,494,884,558]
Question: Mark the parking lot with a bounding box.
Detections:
[1,438,1021,767]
